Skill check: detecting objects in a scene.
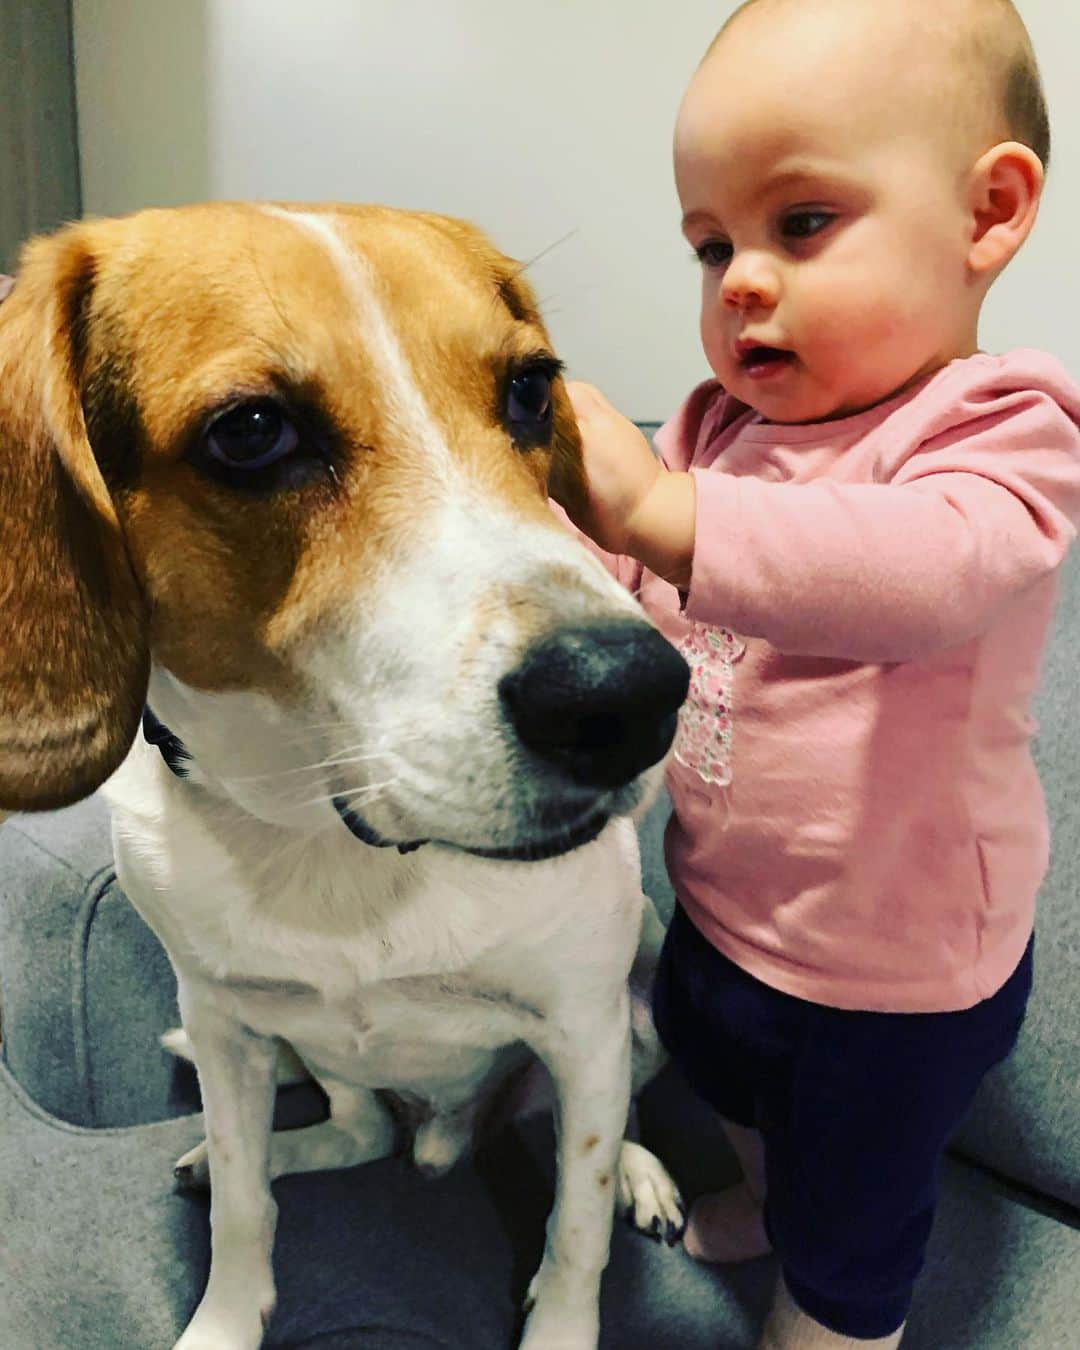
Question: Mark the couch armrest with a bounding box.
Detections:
[0,794,192,1126]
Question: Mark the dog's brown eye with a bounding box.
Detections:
[206,400,299,468]
[507,369,553,427]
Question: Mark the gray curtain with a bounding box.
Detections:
[0,0,81,272]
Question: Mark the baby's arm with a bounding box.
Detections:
[556,379,1080,663]
[697,476,1066,659]
[686,436,1080,661]
[553,383,696,590]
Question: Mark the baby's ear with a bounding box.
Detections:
[967,140,1044,279]
[0,226,149,812]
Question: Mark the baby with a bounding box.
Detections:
[551,1,1080,1347]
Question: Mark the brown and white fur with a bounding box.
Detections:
[0,203,689,1350]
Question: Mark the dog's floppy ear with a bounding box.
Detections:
[0,226,149,811]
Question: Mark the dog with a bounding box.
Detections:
[0,203,690,1350]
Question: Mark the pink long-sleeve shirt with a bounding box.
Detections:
[598,351,1080,1012]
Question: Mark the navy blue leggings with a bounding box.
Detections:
[652,904,1033,1339]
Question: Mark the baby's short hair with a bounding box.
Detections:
[711,0,1051,170]
[1000,22,1050,168]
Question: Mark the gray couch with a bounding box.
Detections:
[2,569,1079,1350]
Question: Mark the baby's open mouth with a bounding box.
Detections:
[739,345,796,376]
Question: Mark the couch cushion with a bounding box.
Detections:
[1,1047,1076,1350]
[0,796,114,1124]
[8,790,114,880]
[0,794,190,1127]
[950,554,1080,1209]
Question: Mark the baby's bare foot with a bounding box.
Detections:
[682,1181,773,1263]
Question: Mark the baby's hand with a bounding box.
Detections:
[552,382,662,555]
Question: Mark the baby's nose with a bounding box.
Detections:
[721,252,780,309]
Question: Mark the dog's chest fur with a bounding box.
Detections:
[108,745,644,1101]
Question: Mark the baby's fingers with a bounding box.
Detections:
[566,380,624,428]
[565,380,605,413]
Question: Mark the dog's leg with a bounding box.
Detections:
[164,1026,310,1087]
[617,998,686,1246]
[271,1078,398,1177]
[628,893,668,1094]
[175,1077,397,1189]
[518,991,631,1350]
[619,894,685,1242]
[174,997,278,1350]
[413,1098,480,1178]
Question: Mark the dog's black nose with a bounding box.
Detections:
[498,620,690,789]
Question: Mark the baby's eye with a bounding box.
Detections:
[693,239,733,269]
[781,211,835,241]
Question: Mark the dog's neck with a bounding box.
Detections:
[141,702,425,854]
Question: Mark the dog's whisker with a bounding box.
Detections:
[487,230,578,323]
[270,723,388,748]
[509,228,579,280]
[232,748,403,784]
[266,770,401,809]
[229,727,426,785]
[292,778,400,811]
[334,776,400,800]
[318,751,401,771]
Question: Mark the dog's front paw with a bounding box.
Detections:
[618,1140,685,1246]
[174,1137,211,1190]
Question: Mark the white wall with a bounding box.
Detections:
[73,1,1080,421]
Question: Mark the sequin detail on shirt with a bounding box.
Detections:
[673,624,742,787]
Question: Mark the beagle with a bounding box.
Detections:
[0,204,689,1350]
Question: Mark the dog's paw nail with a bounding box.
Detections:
[649,1215,663,1242]
[174,1162,206,1190]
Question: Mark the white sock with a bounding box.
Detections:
[758,1280,905,1350]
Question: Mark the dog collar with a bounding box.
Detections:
[141,706,193,779]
